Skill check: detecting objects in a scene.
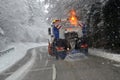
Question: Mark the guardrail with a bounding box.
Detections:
[0,47,15,57]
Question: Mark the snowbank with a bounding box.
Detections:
[0,42,48,74]
[89,48,120,62]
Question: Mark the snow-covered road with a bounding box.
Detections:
[0,44,120,80]
[21,47,120,80]
[0,42,48,74]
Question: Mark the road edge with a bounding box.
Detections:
[5,49,36,80]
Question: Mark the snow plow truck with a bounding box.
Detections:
[48,9,88,59]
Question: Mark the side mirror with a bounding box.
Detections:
[48,28,51,35]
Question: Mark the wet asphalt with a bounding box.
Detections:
[1,46,120,80]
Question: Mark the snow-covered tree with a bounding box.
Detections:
[0,0,48,50]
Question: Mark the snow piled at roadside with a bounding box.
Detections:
[89,48,120,62]
[0,42,48,74]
